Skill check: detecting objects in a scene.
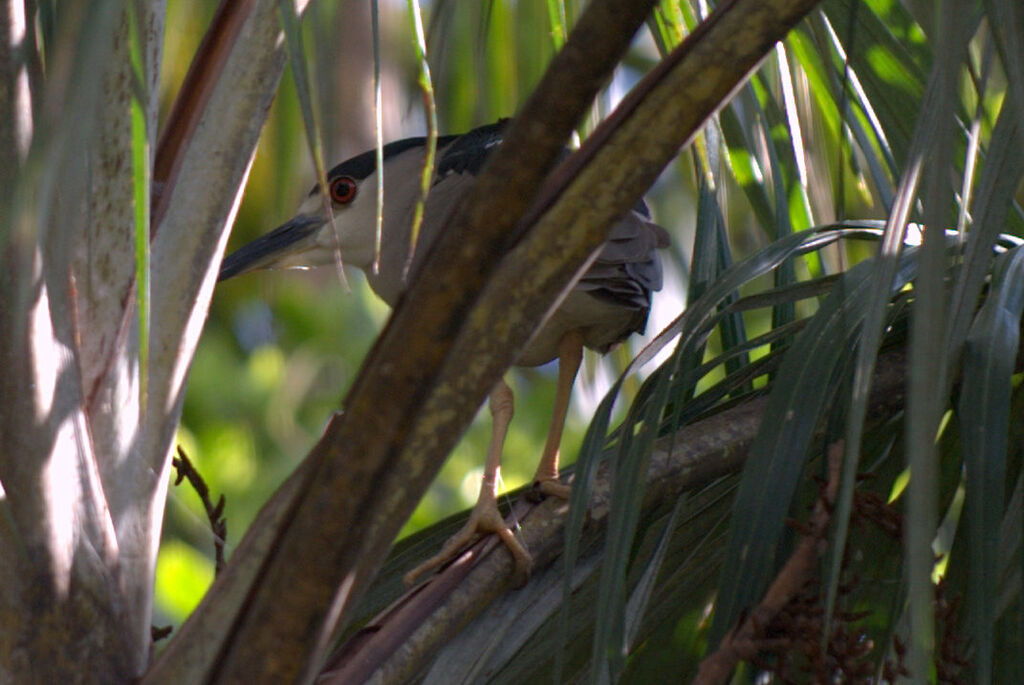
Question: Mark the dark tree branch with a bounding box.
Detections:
[172,446,228,575]
[319,347,907,681]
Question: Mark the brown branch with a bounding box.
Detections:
[694,441,845,685]
[172,446,228,575]
[320,403,764,683]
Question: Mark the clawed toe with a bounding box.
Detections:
[403,492,532,587]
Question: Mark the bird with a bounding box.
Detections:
[219,120,669,585]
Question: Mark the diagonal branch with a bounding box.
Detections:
[322,347,906,681]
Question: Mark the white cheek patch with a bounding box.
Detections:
[297,192,329,216]
[315,223,342,253]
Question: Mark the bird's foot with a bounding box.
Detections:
[403,489,533,587]
[526,476,571,503]
[536,478,571,500]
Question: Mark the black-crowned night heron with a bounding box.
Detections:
[219,120,669,584]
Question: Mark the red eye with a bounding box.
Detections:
[329,176,358,204]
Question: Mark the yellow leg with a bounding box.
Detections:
[532,330,584,500]
[403,379,532,586]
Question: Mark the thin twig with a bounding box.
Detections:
[172,445,227,575]
[695,440,845,685]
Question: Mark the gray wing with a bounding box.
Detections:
[411,176,670,320]
[404,124,670,321]
[576,204,670,312]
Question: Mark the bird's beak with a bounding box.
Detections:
[219,213,327,282]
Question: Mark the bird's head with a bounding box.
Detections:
[218,137,432,282]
